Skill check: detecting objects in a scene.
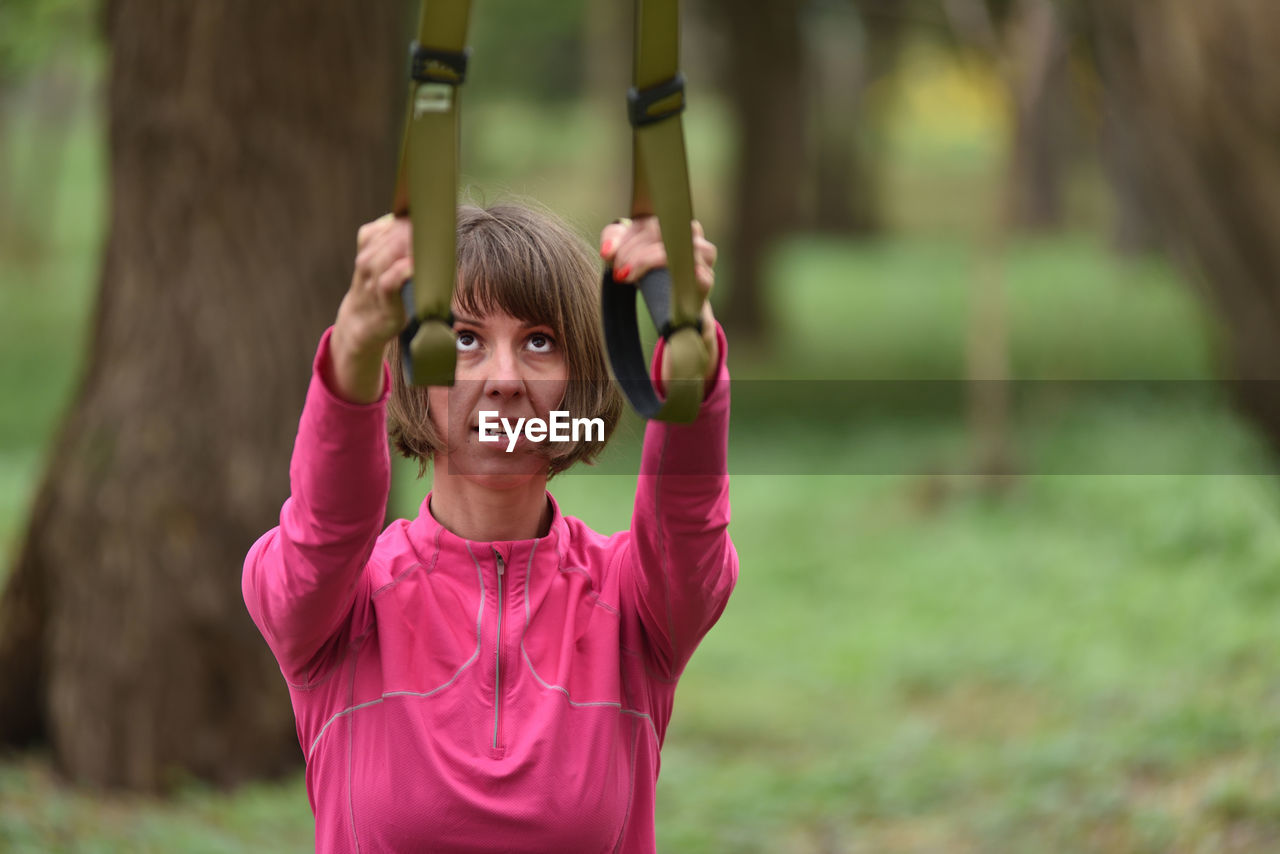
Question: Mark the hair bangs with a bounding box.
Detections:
[455,218,566,337]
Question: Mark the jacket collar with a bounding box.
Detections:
[406,491,569,578]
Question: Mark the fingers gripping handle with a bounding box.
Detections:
[399,278,457,387]
[601,266,708,422]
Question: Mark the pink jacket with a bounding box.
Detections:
[243,328,737,853]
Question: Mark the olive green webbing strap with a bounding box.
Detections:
[601,0,709,423]
[393,0,473,387]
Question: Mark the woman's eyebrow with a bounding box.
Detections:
[452,314,482,327]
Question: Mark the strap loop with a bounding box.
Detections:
[600,0,708,422]
[393,1,474,387]
[601,268,705,423]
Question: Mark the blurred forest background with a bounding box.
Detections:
[4,0,1280,851]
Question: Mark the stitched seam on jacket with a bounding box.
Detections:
[518,645,659,741]
[372,524,442,599]
[610,547,677,686]
[346,647,361,854]
[558,562,620,617]
[592,595,621,618]
[286,615,374,692]
[610,718,642,854]
[559,564,593,584]
[521,544,659,741]
[285,664,342,692]
[307,548,486,759]
[275,566,373,691]
[656,429,678,674]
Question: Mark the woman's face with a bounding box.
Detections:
[427,308,568,486]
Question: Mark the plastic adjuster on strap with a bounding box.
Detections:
[627,73,686,127]
[409,42,470,85]
[398,280,457,387]
[402,320,458,388]
[659,317,704,341]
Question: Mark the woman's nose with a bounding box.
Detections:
[482,346,525,399]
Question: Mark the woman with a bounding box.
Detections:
[243,203,737,853]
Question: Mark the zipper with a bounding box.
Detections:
[492,548,506,754]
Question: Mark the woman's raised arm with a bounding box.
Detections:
[602,217,738,678]
[241,216,409,684]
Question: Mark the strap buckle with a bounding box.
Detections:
[659,317,704,340]
[627,73,686,127]
[409,42,470,85]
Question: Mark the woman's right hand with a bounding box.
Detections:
[327,214,414,404]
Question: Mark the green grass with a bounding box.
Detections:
[652,472,1280,852]
[7,44,1280,854]
[0,95,103,556]
[555,459,1280,852]
[753,233,1216,382]
[0,755,313,853]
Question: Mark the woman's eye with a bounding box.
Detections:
[456,331,479,352]
[527,333,555,353]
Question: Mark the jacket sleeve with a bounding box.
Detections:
[626,322,739,679]
[242,328,391,684]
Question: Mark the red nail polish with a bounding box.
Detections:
[615,265,631,282]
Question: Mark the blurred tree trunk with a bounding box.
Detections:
[947,0,1070,230]
[806,0,903,235]
[0,0,403,790]
[942,0,1018,485]
[1086,0,1280,448]
[1004,0,1068,230]
[0,81,20,249]
[1098,108,1160,255]
[712,0,805,343]
[584,0,629,218]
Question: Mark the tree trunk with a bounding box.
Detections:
[1086,0,1280,448]
[807,0,903,236]
[938,0,1017,490]
[0,0,404,790]
[1098,106,1160,255]
[584,0,630,219]
[944,0,1071,231]
[714,0,806,343]
[1004,0,1069,230]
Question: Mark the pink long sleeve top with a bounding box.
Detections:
[243,327,737,853]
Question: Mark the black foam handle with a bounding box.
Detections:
[601,266,667,419]
[398,278,420,383]
[399,278,417,320]
[638,268,673,337]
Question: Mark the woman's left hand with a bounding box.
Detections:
[599,216,719,384]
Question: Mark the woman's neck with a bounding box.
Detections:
[427,466,552,542]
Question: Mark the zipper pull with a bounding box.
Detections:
[493,548,505,576]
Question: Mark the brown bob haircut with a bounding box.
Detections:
[387,202,623,477]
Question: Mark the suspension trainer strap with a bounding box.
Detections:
[601,0,709,423]
[392,0,473,387]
